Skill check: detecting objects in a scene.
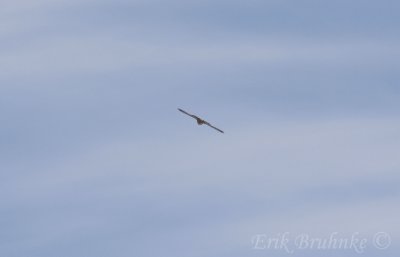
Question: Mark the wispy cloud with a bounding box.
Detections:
[1,35,399,79]
[2,116,399,256]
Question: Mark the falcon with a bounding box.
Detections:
[178,108,224,133]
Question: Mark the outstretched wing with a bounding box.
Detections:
[178,108,224,133]
[178,108,197,119]
[204,122,224,133]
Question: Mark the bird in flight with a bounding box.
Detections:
[178,108,224,133]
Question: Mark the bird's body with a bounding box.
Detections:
[196,118,205,125]
[178,108,224,133]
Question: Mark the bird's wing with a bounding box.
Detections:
[204,122,224,133]
[179,108,224,133]
[178,108,197,119]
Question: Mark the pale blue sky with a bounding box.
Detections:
[1,1,399,256]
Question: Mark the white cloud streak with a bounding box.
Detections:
[1,35,399,80]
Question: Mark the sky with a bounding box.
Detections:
[1,0,400,256]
